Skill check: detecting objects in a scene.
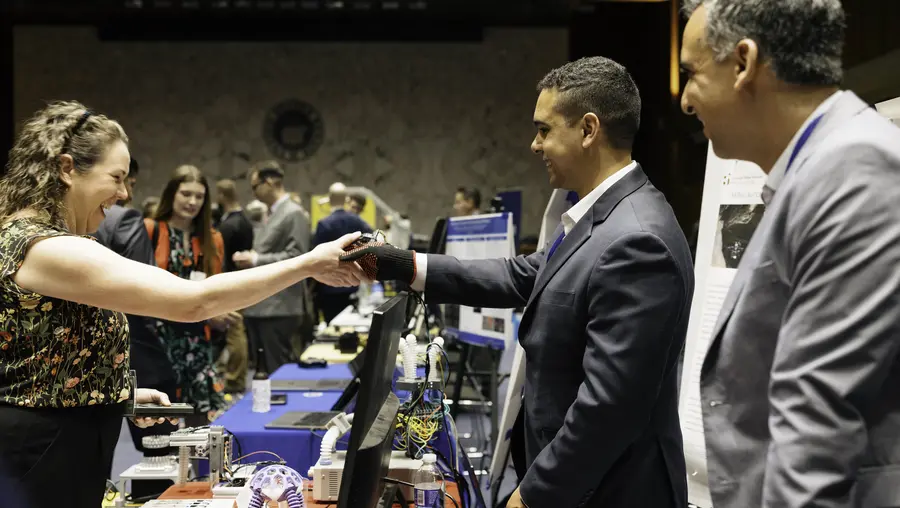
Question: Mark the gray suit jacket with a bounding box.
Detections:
[425,166,693,507]
[242,197,311,318]
[701,92,900,508]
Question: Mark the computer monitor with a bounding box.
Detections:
[337,292,409,508]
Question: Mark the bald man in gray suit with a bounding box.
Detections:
[681,1,900,506]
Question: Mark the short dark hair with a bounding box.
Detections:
[349,192,367,212]
[537,57,641,151]
[129,157,139,177]
[250,160,284,182]
[682,0,844,86]
[456,186,481,209]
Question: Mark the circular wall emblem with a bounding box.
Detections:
[262,99,325,161]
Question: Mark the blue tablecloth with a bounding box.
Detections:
[212,364,354,476]
[211,363,454,479]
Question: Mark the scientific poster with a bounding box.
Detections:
[678,145,766,508]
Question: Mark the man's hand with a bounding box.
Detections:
[132,388,180,427]
[506,487,528,508]
[339,243,416,284]
[232,250,258,269]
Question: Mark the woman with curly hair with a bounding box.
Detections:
[0,101,364,508]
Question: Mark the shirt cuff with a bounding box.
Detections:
[411,253,427,292]
[250,251,259,267]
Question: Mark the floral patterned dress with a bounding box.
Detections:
[0,218,131,409]
[155,225,225,413]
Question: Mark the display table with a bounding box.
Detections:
[270,362,353,385]
[299,342,363,363]
[213,364,354,476]
[159,481,462,507]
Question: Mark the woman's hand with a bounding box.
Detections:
[132,388,180,428]
[307,232,368,287]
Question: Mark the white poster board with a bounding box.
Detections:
[678,145,766,508]
[488,189,578,491]
[443,212,517,350]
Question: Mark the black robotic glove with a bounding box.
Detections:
[339,242,417,284]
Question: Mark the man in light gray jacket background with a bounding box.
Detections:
[234,161,312,371]
[680,1,900,506]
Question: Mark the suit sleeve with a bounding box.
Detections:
[118,208,154,266]
[763,145,900,507]
[519,233,686,508]
[256,209,309,265]
[423,252,543,308]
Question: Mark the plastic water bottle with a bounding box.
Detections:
[413,453,443,508]
[252,347,271,413]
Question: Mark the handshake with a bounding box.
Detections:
[336,233,417,285]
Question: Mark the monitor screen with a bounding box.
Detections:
[336,292,409,508]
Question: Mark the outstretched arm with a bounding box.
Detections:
[13,232,364,323]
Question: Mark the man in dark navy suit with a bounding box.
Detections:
[94,158,179,454]
[343,57,693,508]
[313,183,373,324]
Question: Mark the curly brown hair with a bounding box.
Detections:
[0,101,128,230]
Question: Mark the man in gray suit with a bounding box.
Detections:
[681,1,900,506]
[234,161,312,371]
[343,57,694,508]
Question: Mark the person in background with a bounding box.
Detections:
[214,178,254,393]
[146,165,235,424]
[0,100,363,508]
[681,1,900,506]
[141,196,159,219]
[94,156,179,456]
[345,192,367,216]
[313,182,373,324]
[343,57,693,508]
[234,161,314,371]
[453,186,481,216]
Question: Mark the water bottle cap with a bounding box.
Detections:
[422,453,436,464]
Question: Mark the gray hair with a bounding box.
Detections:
[682,0,845,86]
[537,56,641,151]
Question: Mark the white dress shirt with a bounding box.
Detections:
[411,161,639,292]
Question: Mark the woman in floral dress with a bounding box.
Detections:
[145,165,236,423]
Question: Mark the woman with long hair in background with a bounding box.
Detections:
[147,165,233,424]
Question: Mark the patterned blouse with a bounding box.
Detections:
[0,218,131,408]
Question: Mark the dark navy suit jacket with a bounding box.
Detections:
[424,166,693,507]
[94,205,174,387]
[313,209,373,295]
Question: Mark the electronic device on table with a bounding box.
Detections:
[265,410,341,430]
[271,350,365,392]
[133,402,197,417]
[305,293,408,507]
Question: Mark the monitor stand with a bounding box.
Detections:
[377,483,401,507]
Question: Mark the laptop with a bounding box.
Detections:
[264,410,341,430]
[270,378,351,391]
[271,351,366,392]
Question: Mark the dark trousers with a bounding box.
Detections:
[126,379,179,455]
[0,402,123,508]
[316,292,353,325]
[245,315,302,373]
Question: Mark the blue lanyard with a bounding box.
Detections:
[786,114,824,174]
